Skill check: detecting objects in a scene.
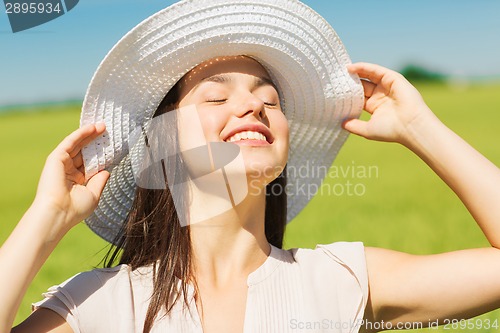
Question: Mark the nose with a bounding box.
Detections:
[237,91,266,120]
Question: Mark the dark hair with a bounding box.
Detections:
[104,80,287,333]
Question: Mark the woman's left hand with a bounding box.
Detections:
[343,62,438,147]
[348,63,500,330]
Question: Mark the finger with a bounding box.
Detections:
[348,62,400,86]
[67,170,86,185]
[60,154,85,184]
[68,123,107,158]
[58,124,97,153]
[86,170,110,202]
[58,123,105,156]
[61,150,82,170]
[360,79,377,100]
[77,165,85,175]
[73,152,84,169]
[342,118,369,138]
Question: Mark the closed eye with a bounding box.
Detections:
[206,99,227,104]
[207,99,275,106]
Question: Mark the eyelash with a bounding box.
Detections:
[206,99,227,104]
[206,99,277,107]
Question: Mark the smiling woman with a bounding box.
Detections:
[2,0,500,333]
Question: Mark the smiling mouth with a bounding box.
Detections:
[225,130,268,143]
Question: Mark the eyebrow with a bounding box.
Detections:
[254,76,279,92]
[202,73,232,85]
[194,73,279,92]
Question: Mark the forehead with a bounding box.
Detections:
[179,55,272,92]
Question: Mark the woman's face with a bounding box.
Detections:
[176,56,289,186]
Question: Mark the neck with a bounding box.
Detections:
[189,190,270,288]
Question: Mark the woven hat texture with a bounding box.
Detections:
[81,0,364,243]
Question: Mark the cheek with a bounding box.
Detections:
[275,113,290,163]
[198,111,227,142]
[177,105,208,152]
[271,113,289,143]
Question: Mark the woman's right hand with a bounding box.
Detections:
[33,124,110,234]
[1,124,109,332]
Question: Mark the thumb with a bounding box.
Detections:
[343,118,369,138]
[86,170,110,202]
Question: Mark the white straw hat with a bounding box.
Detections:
[81,0,364,244]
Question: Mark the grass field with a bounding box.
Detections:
[1,83,500,331]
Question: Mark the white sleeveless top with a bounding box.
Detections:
[34,242,368,333]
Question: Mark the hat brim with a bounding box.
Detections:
[81,0,364,244]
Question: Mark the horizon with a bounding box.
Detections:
[2,75,500,111]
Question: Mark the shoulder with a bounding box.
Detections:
[54,265,134,293]
[285,241,368,293]
[33,264,156,333]
[288,241,366,267]
[277,241,367,277]
[36,264,155,308]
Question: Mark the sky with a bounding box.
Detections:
[0,0,499,106]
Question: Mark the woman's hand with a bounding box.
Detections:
[343,62,439,147]
[346,62,500,329]
[33,124,110,233]
[0,124,109,331]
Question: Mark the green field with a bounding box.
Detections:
[2,83,500,331]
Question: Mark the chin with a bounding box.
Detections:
[244,159,284,183]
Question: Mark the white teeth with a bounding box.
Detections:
[226,130,267,142]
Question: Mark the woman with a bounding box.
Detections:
[3,0,500,332]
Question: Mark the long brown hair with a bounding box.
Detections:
[104,80,287,333]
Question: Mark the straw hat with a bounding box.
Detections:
[81,0,364,244]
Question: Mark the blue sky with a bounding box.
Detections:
[1,0,499,106]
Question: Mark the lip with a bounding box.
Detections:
[229,139,270,146]
[222,123,274,144]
